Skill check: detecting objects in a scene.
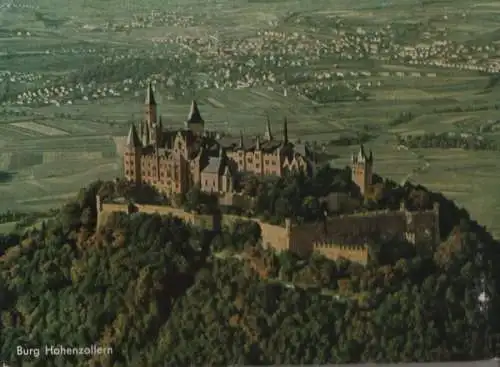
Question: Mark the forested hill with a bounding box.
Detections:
[1,179,500,366]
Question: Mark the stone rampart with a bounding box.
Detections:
[313,243,369,265]
[95,196,440,265]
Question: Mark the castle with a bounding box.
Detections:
[112,85,442,264]
[123,84,315,195]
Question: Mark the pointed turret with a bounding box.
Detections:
[255,135,261,150]
[142,123,150,146]
[186,100,205,135]
[239,131,244,149]
[186,100,204,124]
[145,82,156,105]
[219,145,224,158]
[283,117,288,144]
[238,131,245,149]
[264,115,273,141]
[126,124,141,148]
[144,83,157,125]
[357,144,367,162]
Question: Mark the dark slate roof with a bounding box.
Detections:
[219,135,285,152]
[145,83,156,105]
[126,124,141,147]
[202,156,224,174]
[187,100,204,124]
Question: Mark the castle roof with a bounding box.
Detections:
[187,100,204,124]
[126,124,141,147]
[202,156,225,175]
[145,83,156,105]
[264,115,273,141]
[218,135,284,152]
[353,144,373,163]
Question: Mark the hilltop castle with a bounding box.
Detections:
[123,85,315,195]
[108,86,442,264]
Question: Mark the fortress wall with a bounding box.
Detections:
[288,224,316,257]
[98,203,128,228]
[222,214,290,252]
[259,221,289,252]
[97,198,439,265]
[99,203,214,230]
[313,244,368,265]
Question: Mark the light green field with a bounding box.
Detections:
[0,0,500,236]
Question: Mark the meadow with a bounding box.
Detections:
[1,0,500,236]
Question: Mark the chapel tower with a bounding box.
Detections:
[351,145,373,196]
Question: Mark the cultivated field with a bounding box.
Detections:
[1,0,500,236]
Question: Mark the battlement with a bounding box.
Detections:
[95,195,439,266]
[313,242,369,265]
[313,242,366,252]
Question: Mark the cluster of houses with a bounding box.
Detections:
[4,12,500,108]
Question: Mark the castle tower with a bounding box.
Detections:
[283,117,288,144]
[124,124,142,184]
[144,83,157,126]
[185,100,204,135]
[351,145,373,196]
[141,121,150,146]
[264,116,273,141]
[141,83,159,146]
[238,130,244,149]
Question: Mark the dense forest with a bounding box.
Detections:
[1,176,500,366]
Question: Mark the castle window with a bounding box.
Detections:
[125,170,130,175]
[272,160,276,165]
[265,160,269,164]
[256,164,260,168]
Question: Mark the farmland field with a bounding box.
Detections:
[1,0,500,236]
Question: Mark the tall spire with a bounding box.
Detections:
[142,123,150,146]
[255,135,261,150]
[283,117,288,144]
[145,82,156,105]
[126,124,141,148]
[264,115,273,141]
[187,100,204,124]
[358,144,366,161]
[239,131,244,149]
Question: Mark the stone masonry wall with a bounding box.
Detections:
[95,197,439,265]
